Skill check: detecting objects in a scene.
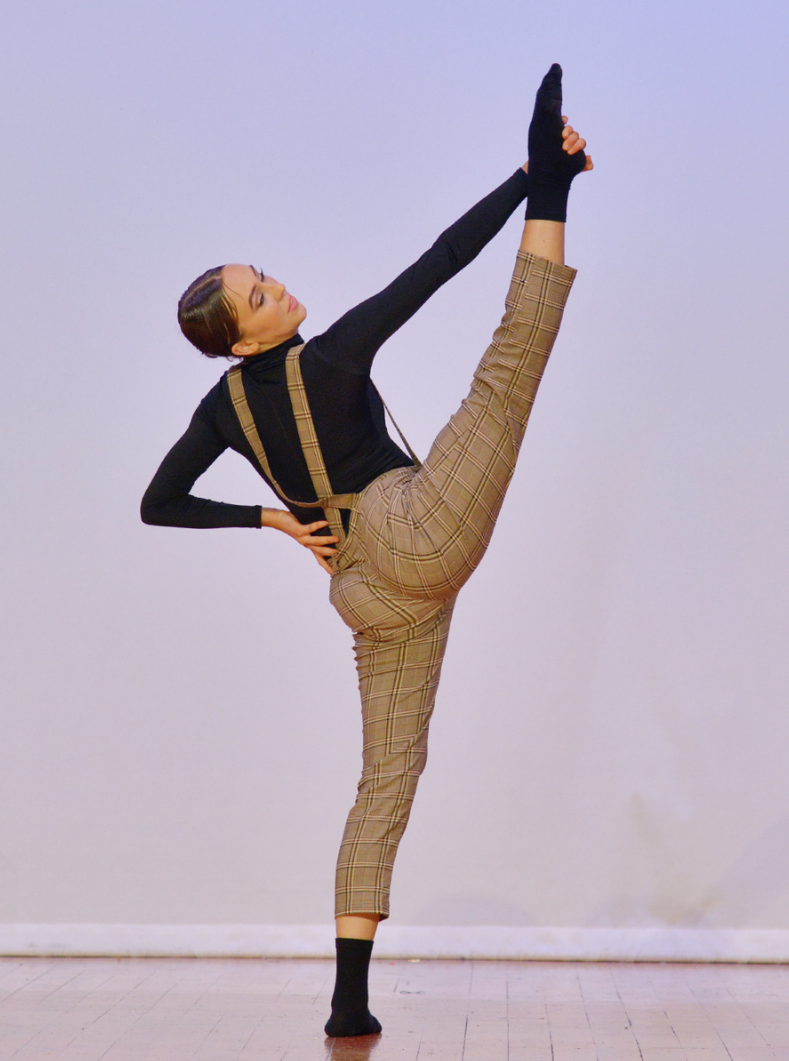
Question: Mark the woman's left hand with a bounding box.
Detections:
[261,508,339,574]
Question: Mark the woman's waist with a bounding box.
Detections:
[326,445,414,496]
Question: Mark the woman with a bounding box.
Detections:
[142,64,592,1038]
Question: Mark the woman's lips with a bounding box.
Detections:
[288,295,297,313]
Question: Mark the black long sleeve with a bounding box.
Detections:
[141,169,529,530]
[312,168,529,374]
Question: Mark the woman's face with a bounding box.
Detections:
[222,265,307,356]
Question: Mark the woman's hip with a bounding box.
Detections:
[331,466,470,605]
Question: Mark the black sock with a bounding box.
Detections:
[524,63,587,222]
[324,937,382,1038]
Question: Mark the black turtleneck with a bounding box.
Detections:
[141,168,529,530]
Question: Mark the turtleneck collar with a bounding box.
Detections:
[241,333,305,369]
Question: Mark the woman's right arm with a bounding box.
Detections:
[140,409,263,529]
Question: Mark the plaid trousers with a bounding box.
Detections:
[329,251,576,918]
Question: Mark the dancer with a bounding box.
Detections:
[142,64,592,1037]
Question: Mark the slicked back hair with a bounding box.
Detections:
[177,266,240,359]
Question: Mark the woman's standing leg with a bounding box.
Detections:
[334,593,456,921]
[325,565,455,1037]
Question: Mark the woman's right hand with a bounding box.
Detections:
[261,508,340,574]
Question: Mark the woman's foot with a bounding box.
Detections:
[324,1007,382,1038]
[325,937,382,1038]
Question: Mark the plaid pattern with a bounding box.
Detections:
[330,586,455,918]
[328,251,576,918]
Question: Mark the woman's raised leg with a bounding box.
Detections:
[363,236,577,600]
[358,63,591,602]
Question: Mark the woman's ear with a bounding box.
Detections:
[231,337,261,357]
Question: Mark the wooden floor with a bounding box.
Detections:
[2,957,789,1060]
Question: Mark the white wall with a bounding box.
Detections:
[1,0,788,953]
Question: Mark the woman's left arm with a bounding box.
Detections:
[312,168,530,376]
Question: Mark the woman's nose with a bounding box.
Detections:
[265,277,286,298]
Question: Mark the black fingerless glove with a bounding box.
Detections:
[525,63,586,223]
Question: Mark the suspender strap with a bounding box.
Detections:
[285,345,348,543]
[226,357,357,546]
[227,363,357,515]
[373,386,422,469]
[227,345,422,547]
[227,365,292,507]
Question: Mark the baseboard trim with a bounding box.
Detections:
[2,925,789,962]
